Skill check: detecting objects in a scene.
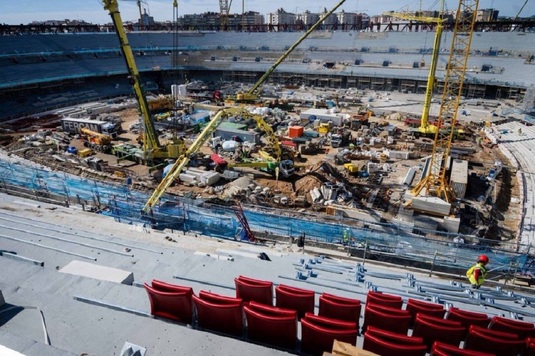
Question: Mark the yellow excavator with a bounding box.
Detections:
[103,0,185,165]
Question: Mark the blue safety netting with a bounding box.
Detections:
[0,156,532,274]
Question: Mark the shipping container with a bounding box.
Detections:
[288,126,304,138]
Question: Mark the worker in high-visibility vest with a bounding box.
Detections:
[466,254,489,289]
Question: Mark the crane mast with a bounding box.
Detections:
[219,0,232,30]
[231,0,346,105]
[137,0,144,31]
[411,0,480,203]
[103,0,184,164]
[387,2,445,136]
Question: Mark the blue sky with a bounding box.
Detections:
[2,0,533,25]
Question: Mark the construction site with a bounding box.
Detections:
[2,0,535,355]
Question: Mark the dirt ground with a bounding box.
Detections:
[0,90,523,244]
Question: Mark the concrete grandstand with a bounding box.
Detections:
[1,31,534,121]
[3,28,535,355]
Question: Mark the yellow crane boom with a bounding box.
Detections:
[102,0,185,164]
[230,0,347,105]
[411,0,480,203]
[143,107,284,212]
[387,8,446,136]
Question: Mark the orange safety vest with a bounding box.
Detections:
[466,262,487,286]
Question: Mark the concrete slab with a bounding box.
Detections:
[59,260,134,285]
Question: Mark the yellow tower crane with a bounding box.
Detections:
[103,0,186,165]
[411,0,480,203]
[136,0,144,30]
[227,0,347,106]
[386,4,446,136]
[219,0,232,30]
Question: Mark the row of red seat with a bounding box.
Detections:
[144,277,535,355]
[362,290,535,356]
[362,321,534,356]
[144,277,360,355]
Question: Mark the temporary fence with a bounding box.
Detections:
[0,155,532,276]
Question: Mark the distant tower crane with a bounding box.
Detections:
[387,2,446,136]
[219,0,232,30]
[137,0,144,30]
[411,0,480,203]
[514,0,529,20]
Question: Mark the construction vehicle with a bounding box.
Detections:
[318,122,332,135]
[330,130,351,148]
[411,0,480,205]
[227,157,295,178]
[224,0,346,106]
[103,0,185,165]
[143,107,291,212]
[387,5,446,137]
[233,149,294,177]
[344,163,369,178]
[61,117,121,138]
[147,95,174,113]
[77,148,94,158]
[80,127,113,153]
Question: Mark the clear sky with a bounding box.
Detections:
[2,0,534,25]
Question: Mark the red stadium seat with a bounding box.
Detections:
[366,302,410,316]
[430,341,495,356]
[236,275,272,285]
[366,325,424,345]
[468,324,519,340]
[144,281,193,324]
[412,313,466,351]
[234,276,273,306]
[302,312,358,330]
[318,292,362,326]
[198,290,242,305]
[151,279,193,293]
[464,324,526,356]
[362,303,411,335]
[446,307,490,330]
[366,290,403,309]
[363,331,427,356]
[244,301,297,350]
[300,312,358,356]
[489,316,535,339]
[275,284,314,320]
[406,298,445,325]
[525,337,535,356]
[192,292,243,336]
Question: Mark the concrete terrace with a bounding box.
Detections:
[1,192,535,355]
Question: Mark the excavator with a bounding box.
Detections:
[80,127,113,153]
[103,0,185,165]
[224,0,346,106]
